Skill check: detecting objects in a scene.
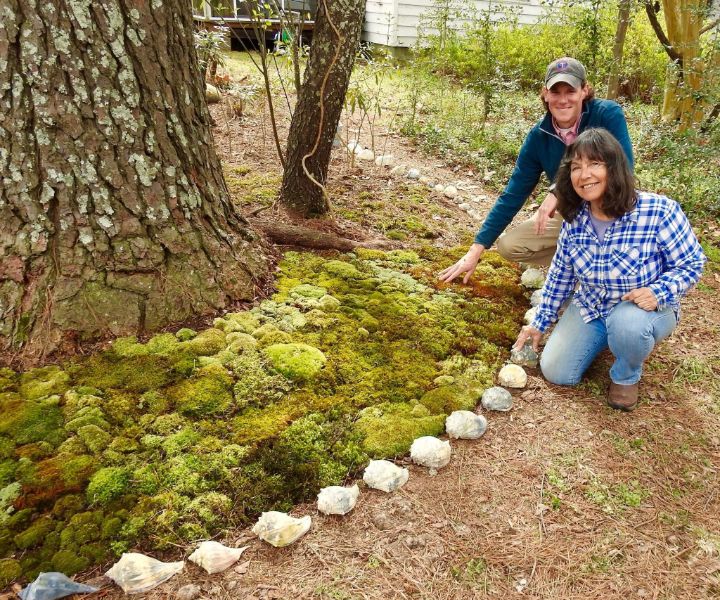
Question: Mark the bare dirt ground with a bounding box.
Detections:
[59,75,720,600]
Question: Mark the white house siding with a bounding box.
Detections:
[363,0,548,48]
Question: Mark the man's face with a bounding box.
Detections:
[542,82,589,128]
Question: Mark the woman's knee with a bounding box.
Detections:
[540,350,582,386]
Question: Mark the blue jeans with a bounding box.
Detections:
[540,301,677,386]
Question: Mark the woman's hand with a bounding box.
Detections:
[533,192,558,235]
[438,243,486,284]
[513,325,542,352]
[622,288,658,311]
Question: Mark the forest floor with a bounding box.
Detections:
[80,59,720,600]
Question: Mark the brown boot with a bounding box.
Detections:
[607,382,639,412]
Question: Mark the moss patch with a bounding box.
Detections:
[0,248,523,585]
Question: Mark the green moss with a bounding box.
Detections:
[175,328,197,341]
[87,467,130,505]
[162,426,201,456]
[231,401,297,445]
[19,366,70,400]
[51,549,90,575]
[150,413,187,435]
[77,425,112,454]
[223,312,262,333]
[1,482,22,523]
[264,343,327,381]
[0,393,65,446]
[182,328,227,356]
[419,384,480,414]
[0,368,17,393]
[65,405,110,433]
[0,460,16,487]
[0,436,14,459]
[355,402,446,457]
[73,354,178,393]
[323,260,362,279]
[0,558,22,587]
[14,515,55,549]
[52,494,85,519]
[170,367,233,417]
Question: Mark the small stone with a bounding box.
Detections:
[390,165,406,176]
[498,364,528,388]
[521,268,545,288]
[434,184,445,193]
[371,511,393,530]
[483,170,496,181]
[176,584,202,600]
[419,176,431,184]
[407,168,421,179]
[458,203,471,211]
[358,148,375,161]
[530,288,544,306]
[511,344,539,368]
[205,84,220,103]
[443,185,458,199]
[347,141,362,154]
[410,436,451,469]
[375,154,395,167]
[524,306,538,325]
[481,386,513,411]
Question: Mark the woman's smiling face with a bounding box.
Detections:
[570,155,608,207]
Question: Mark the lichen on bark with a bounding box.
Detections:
[0,0,269,359]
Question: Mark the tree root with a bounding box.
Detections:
[252,219,397,251]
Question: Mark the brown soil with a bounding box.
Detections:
[46,73,720,600]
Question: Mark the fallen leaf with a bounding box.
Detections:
[235,560,251,575]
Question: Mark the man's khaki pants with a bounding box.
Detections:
[495,213,563,267]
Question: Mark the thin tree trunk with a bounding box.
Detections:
[279,0,367,217]
[0,0,269,361]
[607,0,633,99]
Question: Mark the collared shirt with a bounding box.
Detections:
[552,116,580,145]
[531,192,707,333]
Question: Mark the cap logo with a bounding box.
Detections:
[555,61,569,71]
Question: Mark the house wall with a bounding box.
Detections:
[363,0,548,48]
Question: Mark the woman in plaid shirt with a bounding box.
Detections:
[514,128,706,411]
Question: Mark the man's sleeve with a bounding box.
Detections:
[474,131,544,248]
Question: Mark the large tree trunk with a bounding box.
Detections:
[0,0,269,361]
[279,0,367,217]
[607,0,632,100]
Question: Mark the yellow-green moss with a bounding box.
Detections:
[170,367,234,417]
[19,366,70,400]
[264,343,327,381]
[0,558,22,587]
[86,467,130,505]
[0,393,65,446]
[14,516,54,549]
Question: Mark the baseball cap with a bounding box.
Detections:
[544,57,586,89]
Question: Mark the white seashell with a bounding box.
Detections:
[317,484,360,515]
[357,148,375,161]
[446,410,487,439]
[443,185,458,199]
[530,288,543,307]
[188,541,248,574]
[374,154,395,167]
[498,364,527,388]
[105,552,184,594]
[524,306,538,325]
[363,460,409,492]
[521,268,545,289]
[410,436,451,469]
[252,511,311,547]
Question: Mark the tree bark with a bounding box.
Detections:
[607,0,633,100]
[279,0,367,217]
[0,0,270,361]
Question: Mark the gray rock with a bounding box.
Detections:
[434,183,445,193]
[481,386,513,411]
[407,168,421,179]
[443,185,458,199]
[458,203,471,211]
[524,306,538,325]
[511,344,539,368]
[446,410,487,439]
[358,148,375,161]
[176,584,202,600]
[205,84,220,103]
[530,289,543,307]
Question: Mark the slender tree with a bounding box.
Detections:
[0,0,269,361]
[607,0,633,99]
[279,0,367,217]
[644,0,719,129]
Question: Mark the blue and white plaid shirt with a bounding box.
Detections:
[532,192,707,333]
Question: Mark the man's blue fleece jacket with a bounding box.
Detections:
[474,98,634,248]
